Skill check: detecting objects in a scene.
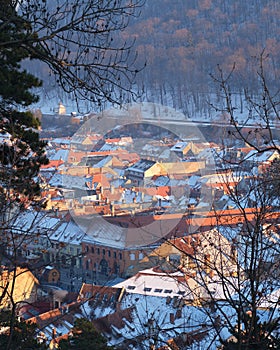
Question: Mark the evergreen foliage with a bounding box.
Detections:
[0,2,48,205]
[0,311,47,349]
[58,318,113,350]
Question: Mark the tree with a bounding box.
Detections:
[58,318,113,350]
[162,56,280,349]
[0,2,48,205]
[121,52,280,349]
[132,54,280,348]
[210,51,280,156]
[0,1,143,349]
[163,162,280,349]
[0,310,47,349]
[0,0,144,208]
[0,12,49,349]
[1,0,144,107]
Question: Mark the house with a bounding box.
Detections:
[0,267,39,310]
[27,303,84,348]
[50,149,69,162]
[131,229,237,281]
[40,266,60,284]
[44,219,85,272]
[104,136,133,146]
[244,149,279,173]
[70,135,96,150]
[40,159,64,170]
[125,159,163,186]
[77,283,211,349]
[170,141,216,160]
[81,217,154,279]
[161,161,205,176]
[50,137,71,148]
[200,172,242,195]
[170,141,191,158]
[4,210,62,263]
[114,266,195,300]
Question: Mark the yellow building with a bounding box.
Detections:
[0,267,39,309]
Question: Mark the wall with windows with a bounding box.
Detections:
[81,242,152,277]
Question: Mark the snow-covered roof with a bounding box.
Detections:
[79,284,211,350]
[170,141,189,152]
[245,149,278,163]
[50,149,69,162]
[51,138,71,145]
[49,220,85,245]
[114,267,194,299]
[258,287,280,309]
[80,216,126,249]
[153,175,170,187]
[126,159,156,173]
[188,175,200,187]
[49,173,88,190]
[98,143,119,152]
[0,132,12,145]
[11,210,60,236]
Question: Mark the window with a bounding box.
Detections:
[127,286,136,290]
[119,253,122,260]
[164,289,172,294]
[71,257,76,267]
[91,247,94,253]
[108,250,111,258]
[139,252,144,260]
[97,248,100,255]
[114,252,117,259]
[144,287,151,292]
[102,249,105,255]
[154,288,162,293]
[118,221,129,228]
[177,291,185,295]
[86,245,89,252]
[129,253,135,261]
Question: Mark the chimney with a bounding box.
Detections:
[52,327,57,339]
[176,308,182,319]
[111,204,115,216]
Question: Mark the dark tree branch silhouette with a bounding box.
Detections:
[210,51,280,156]
[1,0,144,107]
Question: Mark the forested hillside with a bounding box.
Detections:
[123,0,280,116]
[33,0,280,117]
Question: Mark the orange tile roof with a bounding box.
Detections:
[103,189,123,202]
[105,138,121,143]
[28,308,61,324]
[41,160,64,169]
[142,186,171,197]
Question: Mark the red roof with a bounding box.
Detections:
[41,160,64,169]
